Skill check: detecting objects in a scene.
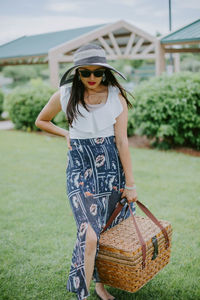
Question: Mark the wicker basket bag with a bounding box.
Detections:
[96,198,172,293]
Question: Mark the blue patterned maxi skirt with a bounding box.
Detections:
[65,135,136,300]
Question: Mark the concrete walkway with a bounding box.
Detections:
[0,120,15,130]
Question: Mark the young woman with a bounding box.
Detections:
[35,43,137,300]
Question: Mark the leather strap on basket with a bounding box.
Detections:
[102,198,170,269]
[101,201,124,234]
[135,200,170,249]
[128,203,146,269]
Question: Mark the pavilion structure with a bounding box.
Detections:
[0,19,199,88]
[159,18,200,74]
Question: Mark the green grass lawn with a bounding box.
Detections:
[0,130,199,300]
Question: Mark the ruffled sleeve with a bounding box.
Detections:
[70,85,123,133]
[60,84,71,114]
[110,86,123,118]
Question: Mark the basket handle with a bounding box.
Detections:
[102,198,170,269]
[132,200,170,248]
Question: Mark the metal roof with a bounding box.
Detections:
[161,19,200,44]
[0,24,106,59]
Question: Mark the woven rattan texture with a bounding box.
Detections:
[96,215,172,292]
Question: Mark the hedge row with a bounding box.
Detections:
[0,89,4,119]
[128,72,200,150]
[2,72,200,150]
[3,80,68,131]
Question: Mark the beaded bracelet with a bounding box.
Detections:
[125,184,136,190]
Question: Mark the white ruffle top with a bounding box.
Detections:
[59,84,123,139]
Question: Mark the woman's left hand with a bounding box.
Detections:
[121,188,137,203]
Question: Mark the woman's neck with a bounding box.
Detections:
[84,84,108,105]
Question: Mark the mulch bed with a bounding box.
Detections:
[128,135,200,157]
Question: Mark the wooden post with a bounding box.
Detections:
[155,41,166,76]
[174,53,180,73]
[48,54,59,88]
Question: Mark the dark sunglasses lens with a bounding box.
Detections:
[93,70,104,77]
[79,69,105,78]
[79,70,91,77]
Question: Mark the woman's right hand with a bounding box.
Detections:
[65,131,72,150]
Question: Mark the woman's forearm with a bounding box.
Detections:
[35,120,69,137]
[116,140,135,186]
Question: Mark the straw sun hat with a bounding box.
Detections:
[59,43,126,86]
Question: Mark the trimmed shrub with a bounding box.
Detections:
[53,110,69,130]
[0,89,4,119]
[4,81,68,131]
[127,109,135,137]
[128,72,200,150]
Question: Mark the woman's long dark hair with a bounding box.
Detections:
[66,68,133,126]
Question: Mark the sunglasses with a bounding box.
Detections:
[78,69,105,78]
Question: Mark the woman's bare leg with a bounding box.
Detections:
[95,282,115,300]
[84,224,98,293]
[82,224,115,300]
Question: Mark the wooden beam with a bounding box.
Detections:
[59,52,155,62]
[132,38,144,55]
[83,39,151,51]
[124,33,135,55]
[161,40,200,46]
[0,61,48,66]
[58,54,74,62]
[165,48,200,53]
[0,55,48,66]
[4,55,45,61]
[98,36,115,56]
[107,54,155,60]
[108,32,121,55]
[141,43,155,55]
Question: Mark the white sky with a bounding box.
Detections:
[0,0,200,46]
